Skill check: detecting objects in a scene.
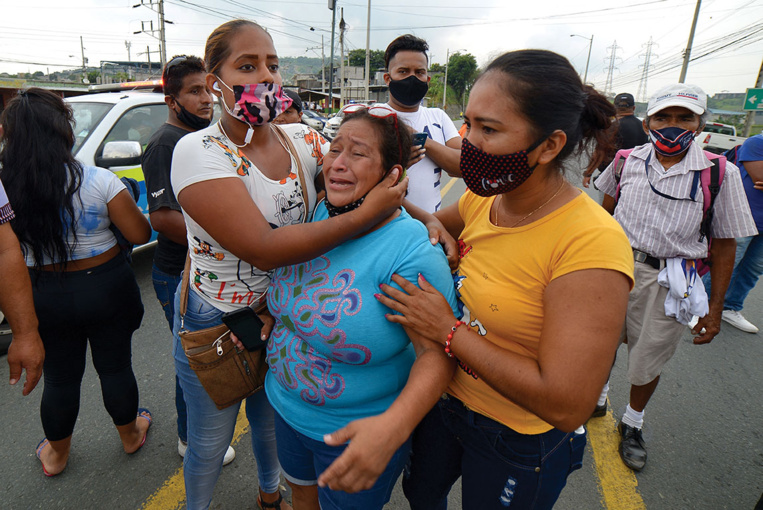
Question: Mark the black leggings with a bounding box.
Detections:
[32,255,144,441]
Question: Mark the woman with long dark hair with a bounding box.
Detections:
[0,88,152,476]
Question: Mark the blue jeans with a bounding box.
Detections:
[274,411,411,510]
[151,265,187,442]
[173,288,281,510]
[402,395,586,510]
[702,235,763,311]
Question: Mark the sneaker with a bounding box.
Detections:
[722,310,759,334]
[178,438,236,466]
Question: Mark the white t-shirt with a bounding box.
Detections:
[23,165,125,266]
[171,122,329,312]
[385,105,460,212]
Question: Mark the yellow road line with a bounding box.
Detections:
[140,404,249,510]
[440,176,458,198]
[587,401,646,510]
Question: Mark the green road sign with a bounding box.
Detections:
[743,88,763,111]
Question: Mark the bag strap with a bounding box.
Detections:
[613,148,634,207]
[698,152,726,242]
[272,125,310,222]
[179,253,191,318]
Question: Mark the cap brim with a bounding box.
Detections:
[647,100,705,116]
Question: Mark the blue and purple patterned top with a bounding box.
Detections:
[265,204,458,441]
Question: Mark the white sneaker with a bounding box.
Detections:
[722,310,759,333]
[178,438,236,466]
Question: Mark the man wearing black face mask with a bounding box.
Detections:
[142,55,236,465]
[595,84,755,472]
[383,35,462,212]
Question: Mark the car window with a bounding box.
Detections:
[69,102,114,155]
[704,125,734,136]
[102,104,166,150]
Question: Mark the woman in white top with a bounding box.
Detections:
[0,88,152,477]
[170,20,429,510]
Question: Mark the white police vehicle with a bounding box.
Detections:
[66,80,169,242]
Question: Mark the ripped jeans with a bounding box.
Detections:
[403,394,586,510]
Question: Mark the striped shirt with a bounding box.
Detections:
[0,181,15,225]
[596,142,757,259]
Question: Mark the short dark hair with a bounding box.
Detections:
[342,111,412,174]
[282,89,303,112]
[384,34,429,70]
[480,50,616,173]
[162,55,206,97]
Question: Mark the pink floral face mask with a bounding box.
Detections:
[216,78,293,126]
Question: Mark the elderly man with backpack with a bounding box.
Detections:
[594,84,756,472]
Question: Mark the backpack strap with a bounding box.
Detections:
[698,152,726,242]
[612,148,634,206]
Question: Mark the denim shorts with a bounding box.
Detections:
[403,395,586,510]
[274,410,412,510]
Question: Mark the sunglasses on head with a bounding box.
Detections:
[163,55,189,82]
[342,104,403,165]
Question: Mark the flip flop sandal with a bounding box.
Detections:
[257,492,284,510]
[35,438,55,477]
[132,408,152,453]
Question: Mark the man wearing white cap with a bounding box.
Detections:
[595,83,756,471]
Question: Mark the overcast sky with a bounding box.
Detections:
[3,0,762,98]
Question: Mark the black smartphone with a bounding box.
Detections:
[413,132,428,147]
[221,307,267,352]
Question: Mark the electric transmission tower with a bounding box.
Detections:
[636,38,658,103]
[604,40,621,96]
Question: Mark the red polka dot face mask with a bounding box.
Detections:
[460,137,545,197]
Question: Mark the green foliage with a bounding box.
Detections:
[347,49,385,70]
[87,70,100,84]
[430,62,445,74]
[446,53,478,108]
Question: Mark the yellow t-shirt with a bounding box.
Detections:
[448,189,634,434]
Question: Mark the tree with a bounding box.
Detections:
[429,62,445,74]
[446,52,478,108]
[87,70,100,84]
[347,49,385,70]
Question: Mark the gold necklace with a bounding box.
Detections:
[493,180,567,228]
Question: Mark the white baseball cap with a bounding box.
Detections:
[646,83,707,116]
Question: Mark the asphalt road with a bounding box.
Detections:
[1,168,761,509]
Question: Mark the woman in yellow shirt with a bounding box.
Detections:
[379,49,635,509]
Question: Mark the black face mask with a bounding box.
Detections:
[174,99,211,131]
[388,75,429,107]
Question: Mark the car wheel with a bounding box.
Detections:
[0,312,12,356]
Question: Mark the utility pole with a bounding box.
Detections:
[340,9,346,106]
[158,0,167,66]
[636,37,657,103]
[743,56,763,137]
[604,40,620,96]
[364,0,371,101]
[125,40,133,80]
[321,35,326,93]
[328,0,337,113]
[80,36,88,83]
[443,49,450,109]
[134,0,170,68]
[679,0,702,83]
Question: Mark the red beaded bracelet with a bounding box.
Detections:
[445,320,466,358]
